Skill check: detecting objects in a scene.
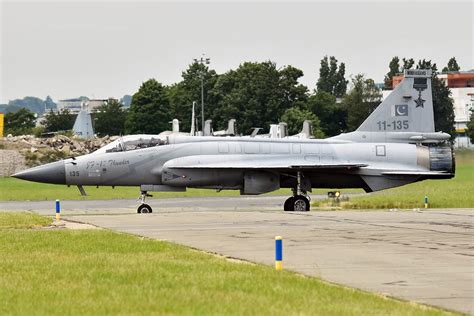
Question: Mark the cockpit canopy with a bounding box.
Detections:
[94,135,168,154]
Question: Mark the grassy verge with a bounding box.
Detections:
[314,150,474,210]
[0,213,452,315]
[0,177,244,201]
[0,177,361,201]
[0,212,51,229]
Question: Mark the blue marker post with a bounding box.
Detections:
[424,195,429,209]
[55,199,60,221]
[275,236,283,270]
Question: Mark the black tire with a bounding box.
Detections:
[293,195,310,212]
[137,204,153,214]
[284,197,295,212]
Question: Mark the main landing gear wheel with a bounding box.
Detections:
[284,197,295,212]
[283,171,311,212]
[137,204,153,214]
[293,195,310,212]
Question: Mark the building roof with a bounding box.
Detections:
[391,71,474,89]
[58,98,83,102]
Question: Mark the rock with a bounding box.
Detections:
[62,145,71,153]
[30,147,38,153]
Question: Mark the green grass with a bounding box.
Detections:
[0,213,453,315]
[0,212,51,229]
[314,150,474,210]
[0,178,360,201]
[0,177,247,201]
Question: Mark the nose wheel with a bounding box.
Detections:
[138,204,153,214]
[137,191,153,214]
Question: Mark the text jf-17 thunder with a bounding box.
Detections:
[13,69,455,213]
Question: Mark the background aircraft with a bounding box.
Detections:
[13,69,454,213]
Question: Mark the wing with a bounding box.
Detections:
[163,155,367,171]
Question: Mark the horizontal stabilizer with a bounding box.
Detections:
[381,171,453,176]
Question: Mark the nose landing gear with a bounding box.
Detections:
[284,171,311,212]
[137,191,153,214]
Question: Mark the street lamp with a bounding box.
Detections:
[193,54,210,133]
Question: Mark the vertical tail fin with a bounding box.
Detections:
[357,69,434,133]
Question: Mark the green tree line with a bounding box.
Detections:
[4,56,462,140]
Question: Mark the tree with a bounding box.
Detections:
[281,107,324,138]
[442,57,460,73]
[333,62,348,98]
[316,56,348,97]
[402,58,415,71]
[4,108,36,135]
[211,61,308,134]
[384,56,400,89]
[278,65,309,110]
[168,61,219,132]
[93,100,127,136]
[466,110,474,143]
[343,74,382,131]
[415,60,455,135]
[384,57,415,89]
[307,91,346,136]
[42,109,76,133]
[211,62,280,134]
[417,59,437,73]
[125,79,171,134]
[431,76,455,135]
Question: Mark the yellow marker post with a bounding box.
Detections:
[0,113,4,138]
[275,236,283,270]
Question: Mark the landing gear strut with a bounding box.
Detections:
[137,191,153,214]
[284,171,310,212]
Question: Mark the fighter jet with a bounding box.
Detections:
[13,69,454,213]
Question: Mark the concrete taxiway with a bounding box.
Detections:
[1,197,473,313]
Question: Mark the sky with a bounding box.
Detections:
[0,0,473,104]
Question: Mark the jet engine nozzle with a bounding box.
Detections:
[429,146,454,173]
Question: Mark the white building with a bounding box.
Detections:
[55,98,119,114]
[56,98,84,114]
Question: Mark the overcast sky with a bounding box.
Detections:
[1,0,473,103]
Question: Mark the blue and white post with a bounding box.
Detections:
[424,195,429,209]
[275,236,283,270]
[55,199,61,221]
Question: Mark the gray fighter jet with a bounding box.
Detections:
[13,69,454,213]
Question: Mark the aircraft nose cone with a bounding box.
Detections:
[12,160,66,184]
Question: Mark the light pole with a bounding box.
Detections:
[193,54,210,133]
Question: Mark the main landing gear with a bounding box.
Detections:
[284,171,310,212]
[137,191,153,214]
